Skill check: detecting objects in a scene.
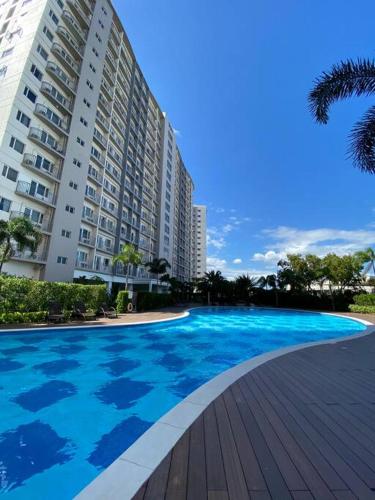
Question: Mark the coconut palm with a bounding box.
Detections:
[0,217,42,273]
[235,274,257,303]
[145,258,171,289]
[309,59,375,174]
[258,274,280,307]
[356,247,375,276]
[197,270,225,304]
[112,244,143,290]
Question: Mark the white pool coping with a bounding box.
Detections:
[75,308,375,500]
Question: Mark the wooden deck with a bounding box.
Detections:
[133,331,375,500]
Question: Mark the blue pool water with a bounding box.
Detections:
[0,307,366,498]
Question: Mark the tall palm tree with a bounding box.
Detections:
[145,258,171,290]
[309,59,375,174]
[197,270,225,304]
[356,247,375,276]
[0,217,42,273]
[112,244,143,290]
[258,274,279,307]
[235,274,257,303]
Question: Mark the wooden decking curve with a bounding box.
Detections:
[133,331,375,500]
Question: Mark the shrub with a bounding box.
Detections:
[116,290,129,313]
[137,292,174,311]
[353,294,375,307]
[349,305,375,314]
[0,311,47,324]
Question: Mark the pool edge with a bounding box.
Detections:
[75,313,375,500]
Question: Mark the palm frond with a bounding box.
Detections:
[349,105,375,173]
[308,59,375,123]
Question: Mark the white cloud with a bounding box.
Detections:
[253,226,375,261]
[207,256,266,280]
[173,128,181,137]
[233,258,242,264]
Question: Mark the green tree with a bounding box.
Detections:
[235,274,257,303]
[112,244,143,290]
[0,217,42,273]
[145,258,171,290]
[197,270,226,304]
[309,59,375,174]
[258,274,280,306]
[356,247,375,276]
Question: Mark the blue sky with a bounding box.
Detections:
[115,0,375,278]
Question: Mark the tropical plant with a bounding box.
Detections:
[145,258,171,289]
[309,59,375,174]
[112,244,143,290]
[196,270,226,304]
[235,274,257,303]
[0,217,42,273]
[257,274,280,306]
[356,247,375,276]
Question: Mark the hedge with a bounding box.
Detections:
[251,289,355,311]
[353,294,375,307]
[116,290,130,313]
[0,275,107,313]
[349,305,375,314]
[137,292,174,311]
[0,311,47,324]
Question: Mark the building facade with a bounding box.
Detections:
[0,0,195,287]
[191,204,207,279]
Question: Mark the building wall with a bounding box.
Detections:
[0,0,195,286]
[192,204,207,279]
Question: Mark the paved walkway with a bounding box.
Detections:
[133,327,375,500]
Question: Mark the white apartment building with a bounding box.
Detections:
[191,204,207,279]
[0,0,195,288]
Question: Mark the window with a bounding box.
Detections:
[16,110,30,127]
[61,229,71,238]
[65,204,75,213]
[30,63,43,81]
[9,136,25,154]
[80,117,88,126]
[69,180,78,190]
[23,86,37,103]
[43,25,53,42]
[73,158,81,168]
[89,63,96,73]
[86,80,93,90]
[56,0,64,8]
[92,48,99,57]
[57,256,67,264]
[37,44,48,61]
[95,33,102,43]
[2,164,18,181]
[0,197,11,212]
[76,137,85,146]
[49,9,58,24]
[83,98,90,108]
[98,20,104,29]
[1,47,13,58]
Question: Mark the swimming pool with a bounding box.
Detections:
[0,307,366,498]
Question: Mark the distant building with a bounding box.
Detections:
[0,0,195,289]
[191,204,207,279]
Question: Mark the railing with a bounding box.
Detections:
[99,219,116,235]
[10,211,52,232]
[16,181,56,206]
[45,61,77,93]
[88,167,103,184]
[56,26,83,59]
[35,103,69,134]
[66,0,92,27]
[12,250,47,263]
[40,81,72,113]
[82,211,98,225]
[51,42,81,75]
[61,9,87,42]
[28,127,65,157]
[85,190,101,204]
[79,235,95,246]
[75,259,92,270]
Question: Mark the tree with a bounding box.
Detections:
[356,247,375,276]
[145,258,171,290]
[0,217,42,273]
[196,270,226,304]
[309,59,375,174]
[258,274,280,306]
[112,244,142,290]
[235,274,257,303]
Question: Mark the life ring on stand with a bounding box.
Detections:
[127,302,133,313]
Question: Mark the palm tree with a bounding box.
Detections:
[309,59,375,174]
[356,247,375,276]
[145,258,171,290]
[258,274,279,307]
[197,270,225,304]
[235,274,257,303]
[0,217,42,273]
[112,244,143,290]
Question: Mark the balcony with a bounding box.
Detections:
[101,79,114,101]
[28,127,65,158]
[85,190,101,205]
[90,150,105,167]
[40,81,72,114]
[105,50,117,71]
[98,94,111,116]
[12,250,47,264]
[16,181,56,207]
[88,167,103,185]
[75,259,92,270]
[93,128,108,149]
[103,64,115,85]
[56,26,84,60]
[66,0,92,28]
[99,219,116,235]
[22,153,61,182]
[10,211,52,233]
[34,103,69,136]
[79,235,95,247]
[61,9,87,43]
[82,210,98,225]
[94,261,112,274]
[96,110,110,131]
[96,240,114,254]
[51,42,81,76]
[101,203,118,217]
[45,61,77,95]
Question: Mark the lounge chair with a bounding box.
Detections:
[48,302,64,323]
[74,302,96,321]
[100,303,117,319]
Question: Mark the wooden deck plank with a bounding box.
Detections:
[132,332,375,500]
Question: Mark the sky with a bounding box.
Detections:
[114,0,375,278]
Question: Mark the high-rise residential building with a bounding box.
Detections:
[191,204,207,279]
[0,0,195,289]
